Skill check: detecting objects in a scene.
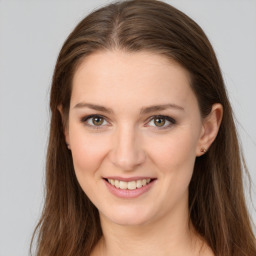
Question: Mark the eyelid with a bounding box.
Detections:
[80,114,176,130]
[80,114,110,129]
[146,115,176,129]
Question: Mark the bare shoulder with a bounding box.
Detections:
[193,234,215,256]
[90,238,104,256]
[197,241,215,256]
[200,248,215,256]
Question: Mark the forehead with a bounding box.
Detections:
[71,50,198,112]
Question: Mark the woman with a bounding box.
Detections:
[31,0,256,255]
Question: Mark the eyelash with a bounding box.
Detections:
[80,114,176,130]
[81,114,109,130]
[146,115,176,129]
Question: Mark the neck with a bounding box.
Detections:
[100,219,194,256]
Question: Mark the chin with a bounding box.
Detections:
[99,204,156,227]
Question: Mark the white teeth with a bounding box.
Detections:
[136,180,142,188]
[114,180,119,188]
[119,181,128,189]
[107,178,152,190]
[128,181,136,190]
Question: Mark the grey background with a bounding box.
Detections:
[0,1,255,255]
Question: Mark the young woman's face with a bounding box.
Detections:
[67,50,205,226]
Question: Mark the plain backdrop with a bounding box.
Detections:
[0,1,255,255]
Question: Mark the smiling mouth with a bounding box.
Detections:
[105,178,154,190]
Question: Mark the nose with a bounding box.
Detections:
[108,124,146,171]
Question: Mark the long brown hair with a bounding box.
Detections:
[31,1,256,255]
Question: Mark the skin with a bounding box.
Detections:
[62,50,222,256]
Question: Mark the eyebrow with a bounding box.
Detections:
[73,102,184,114]
[140,104,184,114]
[73,103,114,114]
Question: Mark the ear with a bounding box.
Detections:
[196,103,223,156]
[57,105,70,148]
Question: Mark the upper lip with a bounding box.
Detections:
[103,176,156,182]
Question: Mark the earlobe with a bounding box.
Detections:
[57,104,70,147]
[196,103,223,156]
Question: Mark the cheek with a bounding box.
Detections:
[146,128,199,201]
[148,131,198,207]
[69,126,110,176]
[148,130,198,172]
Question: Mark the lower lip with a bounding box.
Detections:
[104,179,156,199]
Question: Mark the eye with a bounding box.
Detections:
[81,115,109,128]
[147,115,176,129]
